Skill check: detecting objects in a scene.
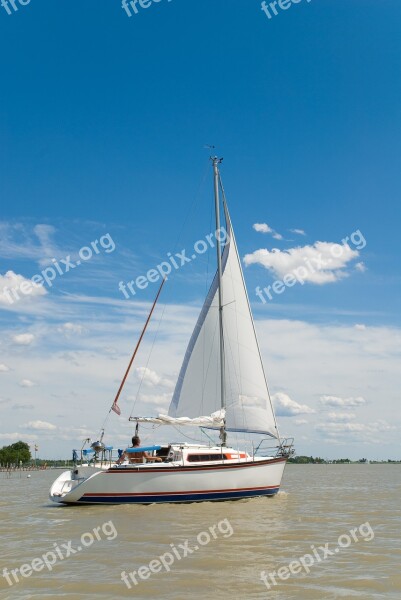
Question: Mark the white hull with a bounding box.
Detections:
[50,457,287,505]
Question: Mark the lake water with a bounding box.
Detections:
[0,465,400,599]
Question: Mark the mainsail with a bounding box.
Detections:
[169,199,279,439]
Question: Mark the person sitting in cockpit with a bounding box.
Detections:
[117,436,162,464]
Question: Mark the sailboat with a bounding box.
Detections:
[50,158,294,505]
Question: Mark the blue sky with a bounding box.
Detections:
[0,0,400,459]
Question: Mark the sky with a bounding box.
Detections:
[0,0,400,460]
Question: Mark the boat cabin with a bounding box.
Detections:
[115,443,251,466]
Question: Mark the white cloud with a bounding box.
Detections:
[19,379,37,388]
[354,324,366,331]
[0,222,46,262]
[0,432,38,441]
[253,223,272,234]
[12,333,35,346]
[320,395,366,408]
[327,412,356,422]
[253,319,400,455]
[56,425,96,440]
[0,271,47,306]
[58,322,85,336]
[294,419,308,425]
[272,392,315,416]
[253,223,283,240]
[33,224,58,267]
[0,364,10,372]
[244,241,359,284]
[135,367,161,386]
[290,229,306,236]
[134,367,175,390]
[316,420,395,437]
[355,262,367,272]
[131,393,172,409]
[25,420,57,431]
[374,420,396,431]
[33,224,56,245]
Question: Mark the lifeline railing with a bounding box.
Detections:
[72,446,119,468]
[72,445,165,468]
[254,437,295,458]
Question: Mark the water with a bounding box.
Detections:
[0,465,400,599]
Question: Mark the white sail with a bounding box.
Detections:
[169,202,279,438]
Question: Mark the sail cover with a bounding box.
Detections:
[169,202,279,438]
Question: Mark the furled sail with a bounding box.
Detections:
[132,410,225,428]
[169,201,279,438]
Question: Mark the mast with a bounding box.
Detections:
[212,157,227,446]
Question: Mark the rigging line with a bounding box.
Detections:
[170,158,210,256]
[132,159,210,398]
[170,424,206,444]
[199,427,217,445]
[129,298,168,419]
[98,410,111,438]
[138,159,210,420]
[136,424,163,433]
[197,314,220,418]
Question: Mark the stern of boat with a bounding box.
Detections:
[49,469,77,503]
[49,466,105,504]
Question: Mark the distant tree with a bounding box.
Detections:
[288,455,326,464]
[0,441,31,466]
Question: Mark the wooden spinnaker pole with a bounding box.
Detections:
[111,277,166,415]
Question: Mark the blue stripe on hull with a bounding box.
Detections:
[78,487,280,504]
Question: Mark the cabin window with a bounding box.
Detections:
[187,454,228,462]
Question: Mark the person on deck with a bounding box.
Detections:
[117,436,162,465]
